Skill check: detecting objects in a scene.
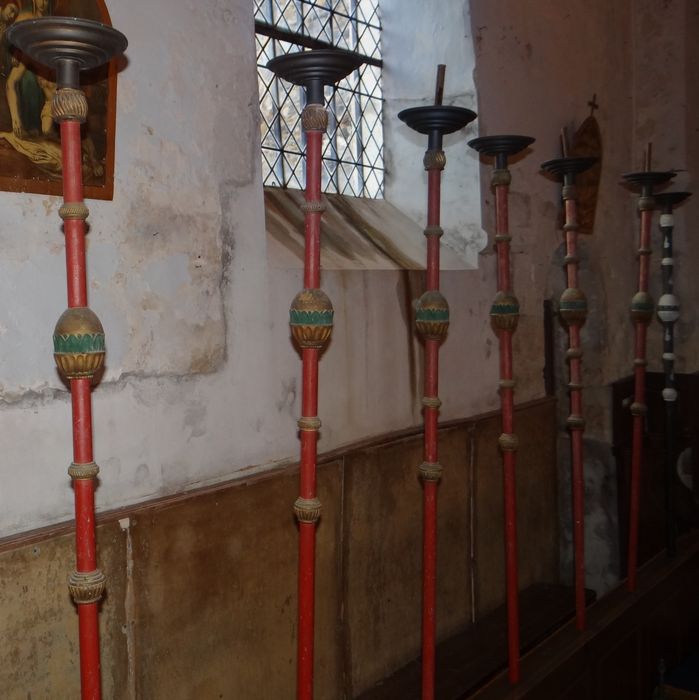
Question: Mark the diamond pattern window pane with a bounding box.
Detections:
[255,0,384,198]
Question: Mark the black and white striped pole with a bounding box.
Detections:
[655,190,691,557]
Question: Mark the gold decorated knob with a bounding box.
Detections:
[68,569,106,604]
[490,291,520,333]
[53,307,105,380]
[289,289,334,349]
[52,87,88,123]
[559,288,588,326]
[630,291,654,324]
[415,290,449,340]
[294,497,322,523]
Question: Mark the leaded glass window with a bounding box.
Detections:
[255,1,384,198]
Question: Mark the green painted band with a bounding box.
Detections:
[53,333,105,354]
[416,308,449,322]
[560,300,588,310]
[289,309,334,326]
[490,303,519,315]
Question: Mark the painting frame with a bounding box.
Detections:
[0,0,118,200]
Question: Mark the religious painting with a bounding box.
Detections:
[0,0,118,199]
[570,98,602,236]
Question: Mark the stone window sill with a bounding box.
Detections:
[264,186,470,271]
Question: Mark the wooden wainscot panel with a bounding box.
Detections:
[0,521,127,699]
[130,462,344,700]
[342,426,472,697]
[595,631,642,699]
[474,398,559,617]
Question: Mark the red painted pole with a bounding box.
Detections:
[627,204,653,593]
[266,50,362,700]
[5,18,126,698]
[419,152,446,700]
[56,93,107,700]
[399,97,476,699]
[292,108,329,700]
[492,174,520,684]
[542,153,598,630]
[560,176,588,632]
[622,159,674,592]
[469,134,534,685]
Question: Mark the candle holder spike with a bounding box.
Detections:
[268,48,363,700]
[541,154,596,632]
[7,16,127,700]
[400,82,476,700]
[469,131,534,684]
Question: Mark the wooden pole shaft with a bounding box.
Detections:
[494,175,520,684]
[562,191,586,631]
[627,206,653,592]
[60,117,102,700]
[296,124,325,700]
[420,154,444,700]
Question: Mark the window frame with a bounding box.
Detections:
[254,1,385,199]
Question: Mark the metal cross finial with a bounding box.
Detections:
[588,93,599,116]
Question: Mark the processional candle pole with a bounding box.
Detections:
[468,134,534,684]
[654,190,690,557]
[541,147,597,632]
[6,17,127,700]
[621,148,674,592]
[267,49,362,700]
[398,67,476,700]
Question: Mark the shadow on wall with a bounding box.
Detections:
[558,435,620,596]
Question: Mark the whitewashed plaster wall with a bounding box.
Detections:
[0,0,277,534]
[2,0,694,545]
[0,0,497,536]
